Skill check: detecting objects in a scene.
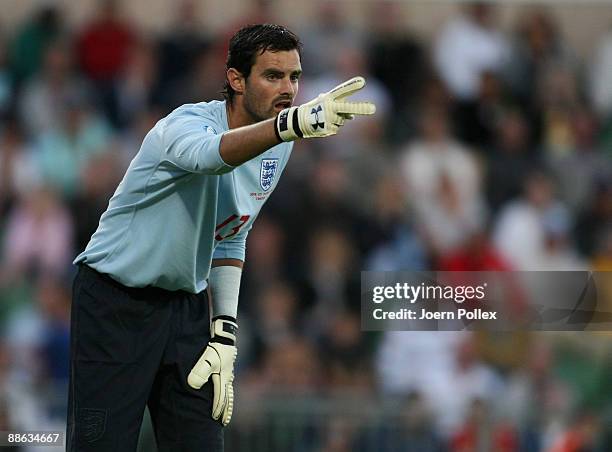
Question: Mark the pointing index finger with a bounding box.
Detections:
[328,76,366,100]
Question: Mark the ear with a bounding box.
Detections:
[227,68,245,96]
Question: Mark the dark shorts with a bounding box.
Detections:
[67,265,223,452]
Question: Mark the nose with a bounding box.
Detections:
[280,76,295,98]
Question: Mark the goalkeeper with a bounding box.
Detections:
[67,23,375,452]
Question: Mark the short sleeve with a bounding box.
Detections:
[212,225,251,262]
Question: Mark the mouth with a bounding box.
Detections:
[274,100,292,110]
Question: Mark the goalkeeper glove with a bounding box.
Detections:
[275,76,376,141]
[187,316,238,426]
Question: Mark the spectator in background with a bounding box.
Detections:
[388,77,454,145]
[319,311,372,391]
[589,228,612,328]
[2,279,71,434]
[301,226,360,338]
[591,225,612,269]
[506,9,575,108]
[0,340,50,438]
[0,34,13,120]
[115,106,163,166]
[36,276,71,419]
[0,187,73,284]
[547,107,612,215]
[437,228,512,271]
[239,215,288,308]
[160,46,224,113]
[69,151,123,253]
[33,90,114,198]
[77,0,135,82]
[9,5,63,83]
[343,101,394,220]
[157,0,210,90]
[237,334,322,452]
[399,105,485,258]
[578,183,612,258]
[319,417,357,452]
[488,338,562,450]
[364,175,428,272]
[434,2,510,101]
[76,0,136,124]
[376,332,502,436]
[544,213,589,271]
[590,25,612,120]
[278,155,368,281]
[113,39,160,128]
[355,391,445,452]
[547,409,606,452]
[0,118,40,216]
[19,38,92,138]
[239,281,301,374]
[297,1,365,77]
[0,348,18,452]
[367,1,427,112]
[246,337,321,395]
[453,71,513,149]
[217,0,276,46]
[450,398,518,452]
[493,171,585,270]
[495,168,548,271]
[539,68,582,149]
[485,109,539,213]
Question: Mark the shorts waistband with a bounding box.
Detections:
[78,264,198,299]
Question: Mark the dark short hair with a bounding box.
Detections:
[223,24,302,103]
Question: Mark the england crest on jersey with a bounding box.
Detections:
[260,158,279,191]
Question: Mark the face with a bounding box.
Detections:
[241,49,301,123]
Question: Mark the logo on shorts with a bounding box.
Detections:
[260,158,279,191]
[80,408,107,443]
[311,105,324,130]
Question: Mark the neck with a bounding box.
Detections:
[226,98,254,129]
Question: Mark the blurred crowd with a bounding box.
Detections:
[0,1,611,451]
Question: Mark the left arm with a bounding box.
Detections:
[187,244,248,426]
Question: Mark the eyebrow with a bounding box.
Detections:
[262,68,303,77]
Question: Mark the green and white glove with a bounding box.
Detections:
[187,316,238,426]
[275,76,376,141]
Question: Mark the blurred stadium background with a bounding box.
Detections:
[0,0,611,451]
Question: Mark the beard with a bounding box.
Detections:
[243,90,275,123]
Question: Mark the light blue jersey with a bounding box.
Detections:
[75,100,293,293]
